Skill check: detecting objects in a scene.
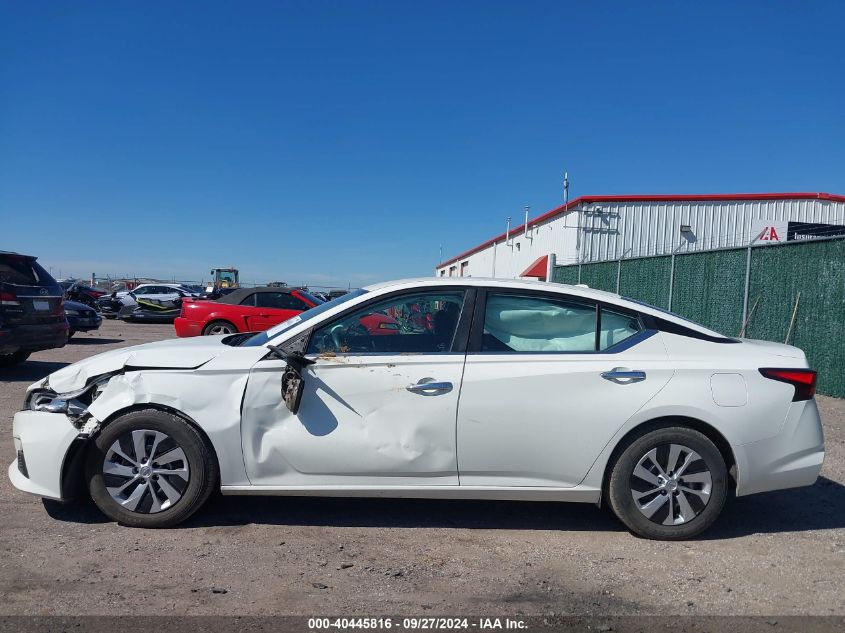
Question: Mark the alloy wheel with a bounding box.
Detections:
[629,443,712,526]
[208,324,233,335]
[103,429,190,513]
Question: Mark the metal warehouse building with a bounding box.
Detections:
[435,192,845,280]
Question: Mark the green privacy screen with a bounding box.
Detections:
[671,249,746,337]
[746,238,845,398]
[618,256,672,308]
[578,261,617,292]
[551,264,579,285]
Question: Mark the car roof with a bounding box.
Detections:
[361,277,726,338]
[0,250,36,259]
[363,276,622,301]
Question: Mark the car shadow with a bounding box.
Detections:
[67,337,124,345]
[188,495,624,532]
[184,476,845,537]
[1,360,70,383]
[42,498,110,524]
[41,476,845,539]
[702,476,845,539]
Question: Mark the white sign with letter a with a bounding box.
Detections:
[751,219,788,245]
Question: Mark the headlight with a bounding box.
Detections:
[25,373,116,420]
[65,309,81,316]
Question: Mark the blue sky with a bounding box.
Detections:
[1,1,843,288]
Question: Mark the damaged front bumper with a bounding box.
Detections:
[10,377,107,501]
[9,410,85,500]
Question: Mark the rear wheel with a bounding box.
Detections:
[0,351,31,367]
[85,409,217,528]
[202,320,236,336]
[607,426,728,540]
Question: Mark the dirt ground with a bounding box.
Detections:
[0,319,843,616]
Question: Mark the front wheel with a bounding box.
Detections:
[85,409,218,528]
[607,426,728,540]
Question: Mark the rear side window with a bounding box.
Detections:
[481,294,645,353]
[482,294,597,352]
[239,293,257,306]
[599,307,643,350]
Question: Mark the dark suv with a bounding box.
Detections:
[0,251,69,366]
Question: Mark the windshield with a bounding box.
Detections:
[239,288,367,347]
[296,290,324,306]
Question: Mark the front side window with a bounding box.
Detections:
[482,293,597,353]
[307,290,465,355]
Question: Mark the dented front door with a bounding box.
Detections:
[240,354,464,486]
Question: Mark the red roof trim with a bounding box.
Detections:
[436,192,845,268]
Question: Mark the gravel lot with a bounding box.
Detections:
[1,319,843,616]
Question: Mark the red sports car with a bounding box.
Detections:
[175,286,401,338]
[175,287,322,337]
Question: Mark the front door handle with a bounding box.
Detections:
[406,378,453,395]
[601,367,646,384]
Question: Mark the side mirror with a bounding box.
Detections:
[266,342,315,414]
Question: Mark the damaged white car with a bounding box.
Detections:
[9,278,824,539]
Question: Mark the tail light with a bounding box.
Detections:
[179,297,195,317]
[759,368,817,401]
[0,291,21,307]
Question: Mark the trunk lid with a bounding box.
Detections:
[738,337,807,362]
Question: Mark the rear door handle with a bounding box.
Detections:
[406,379,453,395]
[601,367,646,384]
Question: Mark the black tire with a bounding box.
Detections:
[85,408,218,528]
[202,320,236,336]
[607,425,728,540]
[68,330,76,339]
[0,350,31,367]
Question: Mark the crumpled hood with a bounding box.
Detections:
[44,336,231,394]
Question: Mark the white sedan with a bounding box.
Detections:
[9,278,824,539]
